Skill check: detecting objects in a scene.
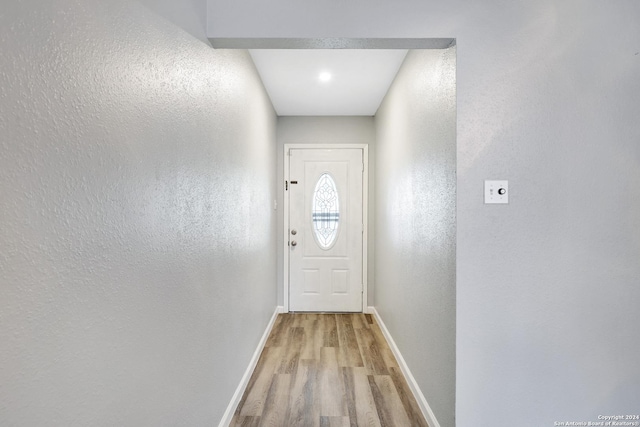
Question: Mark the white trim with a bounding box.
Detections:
[283,148,291,313]
[369,307,441,427]
[361,147,369,312]
[283,143,369,313]
[218,306,282,427]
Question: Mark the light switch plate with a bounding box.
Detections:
[485,180,509,204]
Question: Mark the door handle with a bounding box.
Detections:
[291,240,297,247]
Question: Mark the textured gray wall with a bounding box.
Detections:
[277,117,376,307]
[0,0,277,424]
[375,48,457,427]
[209,0,640,425]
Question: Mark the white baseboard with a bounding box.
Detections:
[218,306,283,427]
[368,306,441,427]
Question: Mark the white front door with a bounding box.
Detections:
[288,148,364,312]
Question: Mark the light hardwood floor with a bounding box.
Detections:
[230,313,429,427]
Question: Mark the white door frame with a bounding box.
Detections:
[283,143,368,313]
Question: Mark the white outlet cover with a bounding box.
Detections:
[485,180,509,204]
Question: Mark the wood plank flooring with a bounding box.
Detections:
[231,313,429,427]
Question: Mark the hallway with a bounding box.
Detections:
[4,1,638,425]
[231,313,429,427]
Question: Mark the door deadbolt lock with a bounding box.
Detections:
[291,240,297,247]
[291,229,297,235]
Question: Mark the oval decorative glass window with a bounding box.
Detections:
[312,173,340,249]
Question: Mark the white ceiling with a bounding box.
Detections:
[249,49,408,116]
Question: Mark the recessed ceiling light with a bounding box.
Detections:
[318,71,332,82]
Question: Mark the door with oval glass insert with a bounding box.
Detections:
[288,148,364,312]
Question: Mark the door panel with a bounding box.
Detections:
[289,148,363,312]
